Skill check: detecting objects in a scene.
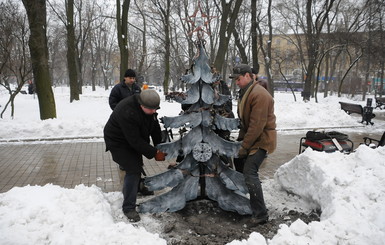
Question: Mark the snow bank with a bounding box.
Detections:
[271,145,385,244]
[0,184,166,245]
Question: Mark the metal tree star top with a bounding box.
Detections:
[185,1,217,39]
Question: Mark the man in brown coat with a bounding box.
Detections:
[230,64,277,226]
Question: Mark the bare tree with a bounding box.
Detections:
[89,3,117,91]
[47,0,79,102]
[0,0,33,118]
[22,0,56,119]
[213,0,243,72]
[74,0,96,95]
[256,0,274,96]
[149,0,172,95]
[301,0,339,101]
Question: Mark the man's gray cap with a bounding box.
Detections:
[138,90,160,109]
[229,64,252,78]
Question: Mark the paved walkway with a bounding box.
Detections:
[0,132,382,193]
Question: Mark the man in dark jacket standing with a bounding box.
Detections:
[109,69,141,110]
[230,64,277,227]
[104,90,167,222]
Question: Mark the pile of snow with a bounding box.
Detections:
[0,184,166,245]
[229,145,385,244]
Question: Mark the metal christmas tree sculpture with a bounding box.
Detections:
[138,4,252,215]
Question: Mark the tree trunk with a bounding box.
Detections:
[303,0,316,101]
[251,0,259,69]
[22,0,56,120]
[135,0,147,76]
[162,0,171,95]
[213,0,242,72]
[232,29,248,64]
[256,0,274,96]
[265,0,273,96]
[66,0,79,102]
[323,52,330,98]
[116,0,130,81]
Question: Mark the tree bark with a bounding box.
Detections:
[213,0,243,72]
[251,0,259,69]
[22,0,56,120]
[232,29,248,64]
[162,0,171,95]
[116,0,130,81]
[66,0,79,102]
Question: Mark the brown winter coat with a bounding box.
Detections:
[238,81,277,155]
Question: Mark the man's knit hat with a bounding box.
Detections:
[138,90,160,109]
[124,69,136,78]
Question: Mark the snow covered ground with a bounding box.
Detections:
[1,86,384,141]
[0,86,384,244]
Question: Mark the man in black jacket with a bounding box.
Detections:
[104,90,167,222]
[109,69,141,110]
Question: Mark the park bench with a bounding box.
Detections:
[363,131,385,148]
[339,101,375,125]
[375,97,385,110]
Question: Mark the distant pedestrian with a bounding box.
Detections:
[109,69,141,110]
[103,89,167,222]
[230,64,277,226]
[27,80,35,94]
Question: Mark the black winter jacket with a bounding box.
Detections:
[104,95,162,174]
[109,81,141,110]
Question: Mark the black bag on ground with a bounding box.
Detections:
[302,130,352,153]
[306,131,348,141]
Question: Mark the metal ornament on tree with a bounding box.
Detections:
[138,4,251,215]
[192,143,212,162]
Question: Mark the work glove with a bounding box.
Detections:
[155,150,167,161]
[238,146,248,158]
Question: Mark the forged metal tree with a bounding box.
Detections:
[139,31,251,215]
[22,0,56,120]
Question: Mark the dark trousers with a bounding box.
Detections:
[122,172,141,212]
[242,149,267,218]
